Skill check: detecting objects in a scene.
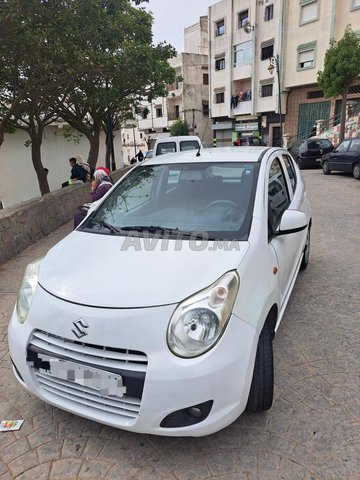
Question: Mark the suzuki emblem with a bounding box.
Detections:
[72,318,89,339]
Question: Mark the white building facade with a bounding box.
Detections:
[138,17,212,147]
[209,0,284,147]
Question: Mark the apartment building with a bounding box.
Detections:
[209,0,284,146]
[138,16,212,147]
[283,0,360,140]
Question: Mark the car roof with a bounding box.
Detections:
[144,146,274,165]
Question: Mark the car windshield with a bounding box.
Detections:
[80,162,259,240]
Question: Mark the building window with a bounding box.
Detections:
[238,10,249,28]
[348,84,360,93]
[215,57,225,70]
[298,44,316,70]
[351,0,360,10]
[300,0,318,25]
[140,133,143,139]
[215,92,225,104]
[234,41,252,66]
[175,105,180,117]
[156,108,162,118]
[264,4,274,21]
[307,90,324,99]
[261,84,273,97]
[202,102,209,115]
[203,73,209,85]
[261,44,274,61]
[141,109,148,119]
[215,19,225,36]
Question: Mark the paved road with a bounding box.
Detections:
[0,169,360,480]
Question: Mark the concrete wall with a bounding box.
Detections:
[0,126,125,209]
[0,167,131,266]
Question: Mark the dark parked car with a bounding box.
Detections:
[288,138,334,169]
[321,137,360,179]
[238,136,266,146]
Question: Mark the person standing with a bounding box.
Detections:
[135,150,144,162]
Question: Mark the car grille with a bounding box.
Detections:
[28,330,148,422]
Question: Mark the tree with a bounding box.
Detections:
[55,0,176,169]
[317,26,360,142]
[170,119,189,136]
[0,0,89,194]
[0,0,176,195]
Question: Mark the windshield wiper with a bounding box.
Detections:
[120,226,216,239]
[120,225,181,234]
[86,218,122,234]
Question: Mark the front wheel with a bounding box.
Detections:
[300,228,310,271]
[246,324,274,412]
[352,163,360,180]
[322,160,331,175]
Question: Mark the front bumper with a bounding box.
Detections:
[8,286,257,436]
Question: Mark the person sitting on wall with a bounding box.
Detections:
[61,157,88,187]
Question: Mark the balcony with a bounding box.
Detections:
[232,101,251,116]
[233,63,252,81]
[231,91,252,116]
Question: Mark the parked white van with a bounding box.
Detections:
[154,136,202,156]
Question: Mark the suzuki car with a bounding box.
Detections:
[9,147,311,437]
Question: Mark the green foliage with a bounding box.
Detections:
[170,119,190,136]
[0,0,176,168]
[317,26,360,96]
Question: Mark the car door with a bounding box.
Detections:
[329,139,351,171]
[267,156,304,305]
[344,139,360,172]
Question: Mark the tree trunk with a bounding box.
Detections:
[339,91,348,143]
[105,131,111,170]
[0,129,4,148]
[87,130,101,170]
[31,134,50,196]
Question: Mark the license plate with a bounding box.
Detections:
[316,158,321,162]
[38,355,127,398]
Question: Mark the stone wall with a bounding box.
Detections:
[0,167,131,266]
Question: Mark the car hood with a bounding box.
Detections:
[39,231,249,308]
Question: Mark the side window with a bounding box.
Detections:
[349,139,360,152]
[268,158,291,229]
[336,140,351,153]
[282,154,297,192]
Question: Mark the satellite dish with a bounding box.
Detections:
[243,21,254,33]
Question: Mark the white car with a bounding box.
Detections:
[154,135,202,156]
[9,147,311,437]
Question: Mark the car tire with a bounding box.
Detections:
[352,163,360,180]
[300,228,310,271]
[246,324,274,412]
[297,157,303,169]
[322,160,331,175]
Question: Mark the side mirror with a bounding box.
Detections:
[276,210,308,236]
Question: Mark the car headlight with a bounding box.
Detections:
[16,258,42,324]
[167,271,239,358]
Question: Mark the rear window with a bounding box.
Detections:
[156,142,176,155]
[179,140,200,151]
